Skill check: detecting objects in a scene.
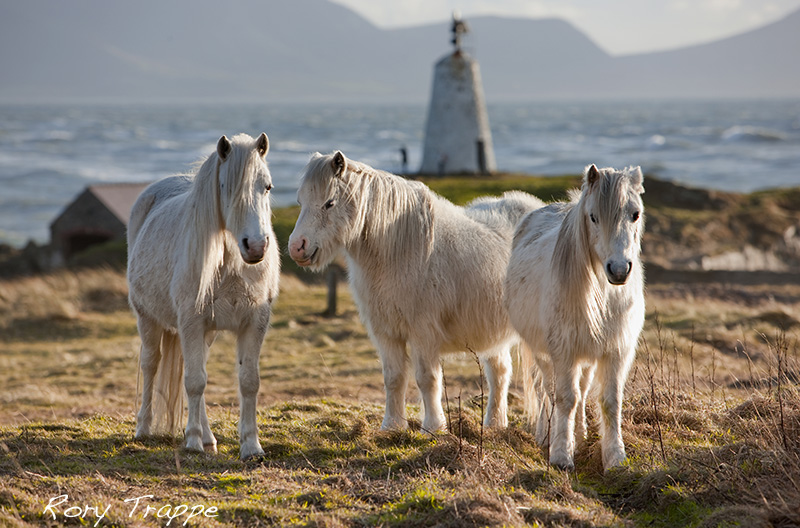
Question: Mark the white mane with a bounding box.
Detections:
[302,152,436,270]
[184,134,265,311]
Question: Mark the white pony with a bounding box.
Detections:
[127,133,280,459]
[505,164,645,471]
[288,152,544,432]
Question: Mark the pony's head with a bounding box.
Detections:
[288,151,363,271]
[215,133,273,264]
[579,164,645,285]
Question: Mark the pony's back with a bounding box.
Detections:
[511,201,573,251]
[127,175,193,249]
[466,191,546,237]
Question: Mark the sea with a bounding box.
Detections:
[2,99,800,247]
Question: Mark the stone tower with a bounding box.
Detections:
[420,13,496,175]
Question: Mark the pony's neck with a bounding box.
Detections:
[345,169,434,273]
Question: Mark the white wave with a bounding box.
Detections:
[647,134,666,149]
[721,125,785,143]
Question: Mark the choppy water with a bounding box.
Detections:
[1,100,799,246]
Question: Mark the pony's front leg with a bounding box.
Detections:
[410,344,446,433]
[480,347,512,428]
[180,321,216,453]
[534,355,555,447]
[549,360,582,471]
[236,319,268,460]
[597,349,635,470]
[134,314,163,438]
[376,335,410,430]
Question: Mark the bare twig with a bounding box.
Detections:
[467,347,485,465]
[442,360,452,433]
[775,329,790,452]
[690,323,697,397]
[643,339,666,464]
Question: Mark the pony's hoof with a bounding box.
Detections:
[134,425,151,439]
[549,454,575,472]
[241,449,266,462]
[380,418,408,431]
[551,461,575,472]
[204,442,218,454]
[184,437,205,453]
[483,416,509,429]
[239,440,264,460]
[603,453,627,472]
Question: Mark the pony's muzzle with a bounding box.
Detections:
[606,260,632,285]
[241,237,267,264]
[289,236,312,265]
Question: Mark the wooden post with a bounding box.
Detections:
[323,264,340,317]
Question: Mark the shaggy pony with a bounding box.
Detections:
[289,152,544,431]
[127,133,280,459]
[505,164,645,471]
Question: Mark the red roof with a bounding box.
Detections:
[87,182,151,225]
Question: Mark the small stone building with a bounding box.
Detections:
[50,182,149,263]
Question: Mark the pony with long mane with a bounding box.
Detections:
[127,133,280,459]
[505,164,645,471]
[288,151,544,432]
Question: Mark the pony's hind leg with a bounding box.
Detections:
[135,314,163,438]
[410,344,446,433]
[198,330,218,451]
[576,362,597,444]
[376,335,410,430]
[180,321,216,453]
[480,346,512,428]
[236,319,268,460]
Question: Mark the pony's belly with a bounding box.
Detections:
[200,275,273,331]
[204,299,266,330]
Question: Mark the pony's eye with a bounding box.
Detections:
[324,199,335,210]
[265,183,273,193]
[631,211,640,222]
[590,213,597,224]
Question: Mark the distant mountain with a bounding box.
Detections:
[613,8,800,99]
[0,0,798,102]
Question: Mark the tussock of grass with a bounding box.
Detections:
[2,245,800,525]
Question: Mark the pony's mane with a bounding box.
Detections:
[553,168,642,341]
[184,134,262,311]
[303,153,435,269]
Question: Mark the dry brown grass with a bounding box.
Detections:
[1,267,799,527]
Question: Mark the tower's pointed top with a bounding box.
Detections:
[451,11,469,52]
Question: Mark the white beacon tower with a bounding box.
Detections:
[420,12,496,175]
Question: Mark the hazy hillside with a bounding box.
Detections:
[614,7,800,98]
[0,0,798,102]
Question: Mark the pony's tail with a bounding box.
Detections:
[520,341,548,443]
[151,330,185,435]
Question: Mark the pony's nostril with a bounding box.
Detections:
[626,261,632,275]
[606,262,614,275]
[242,238,250,251]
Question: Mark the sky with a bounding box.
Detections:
[331,0,800,55]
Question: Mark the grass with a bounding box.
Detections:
[1,174,800,526]
[1,266,799,527]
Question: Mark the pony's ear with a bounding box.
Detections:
[629,166,645,194]
[217,135,232,161]
[332,151,347,177]
[584,164,601,189]
[256,133,269,158]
